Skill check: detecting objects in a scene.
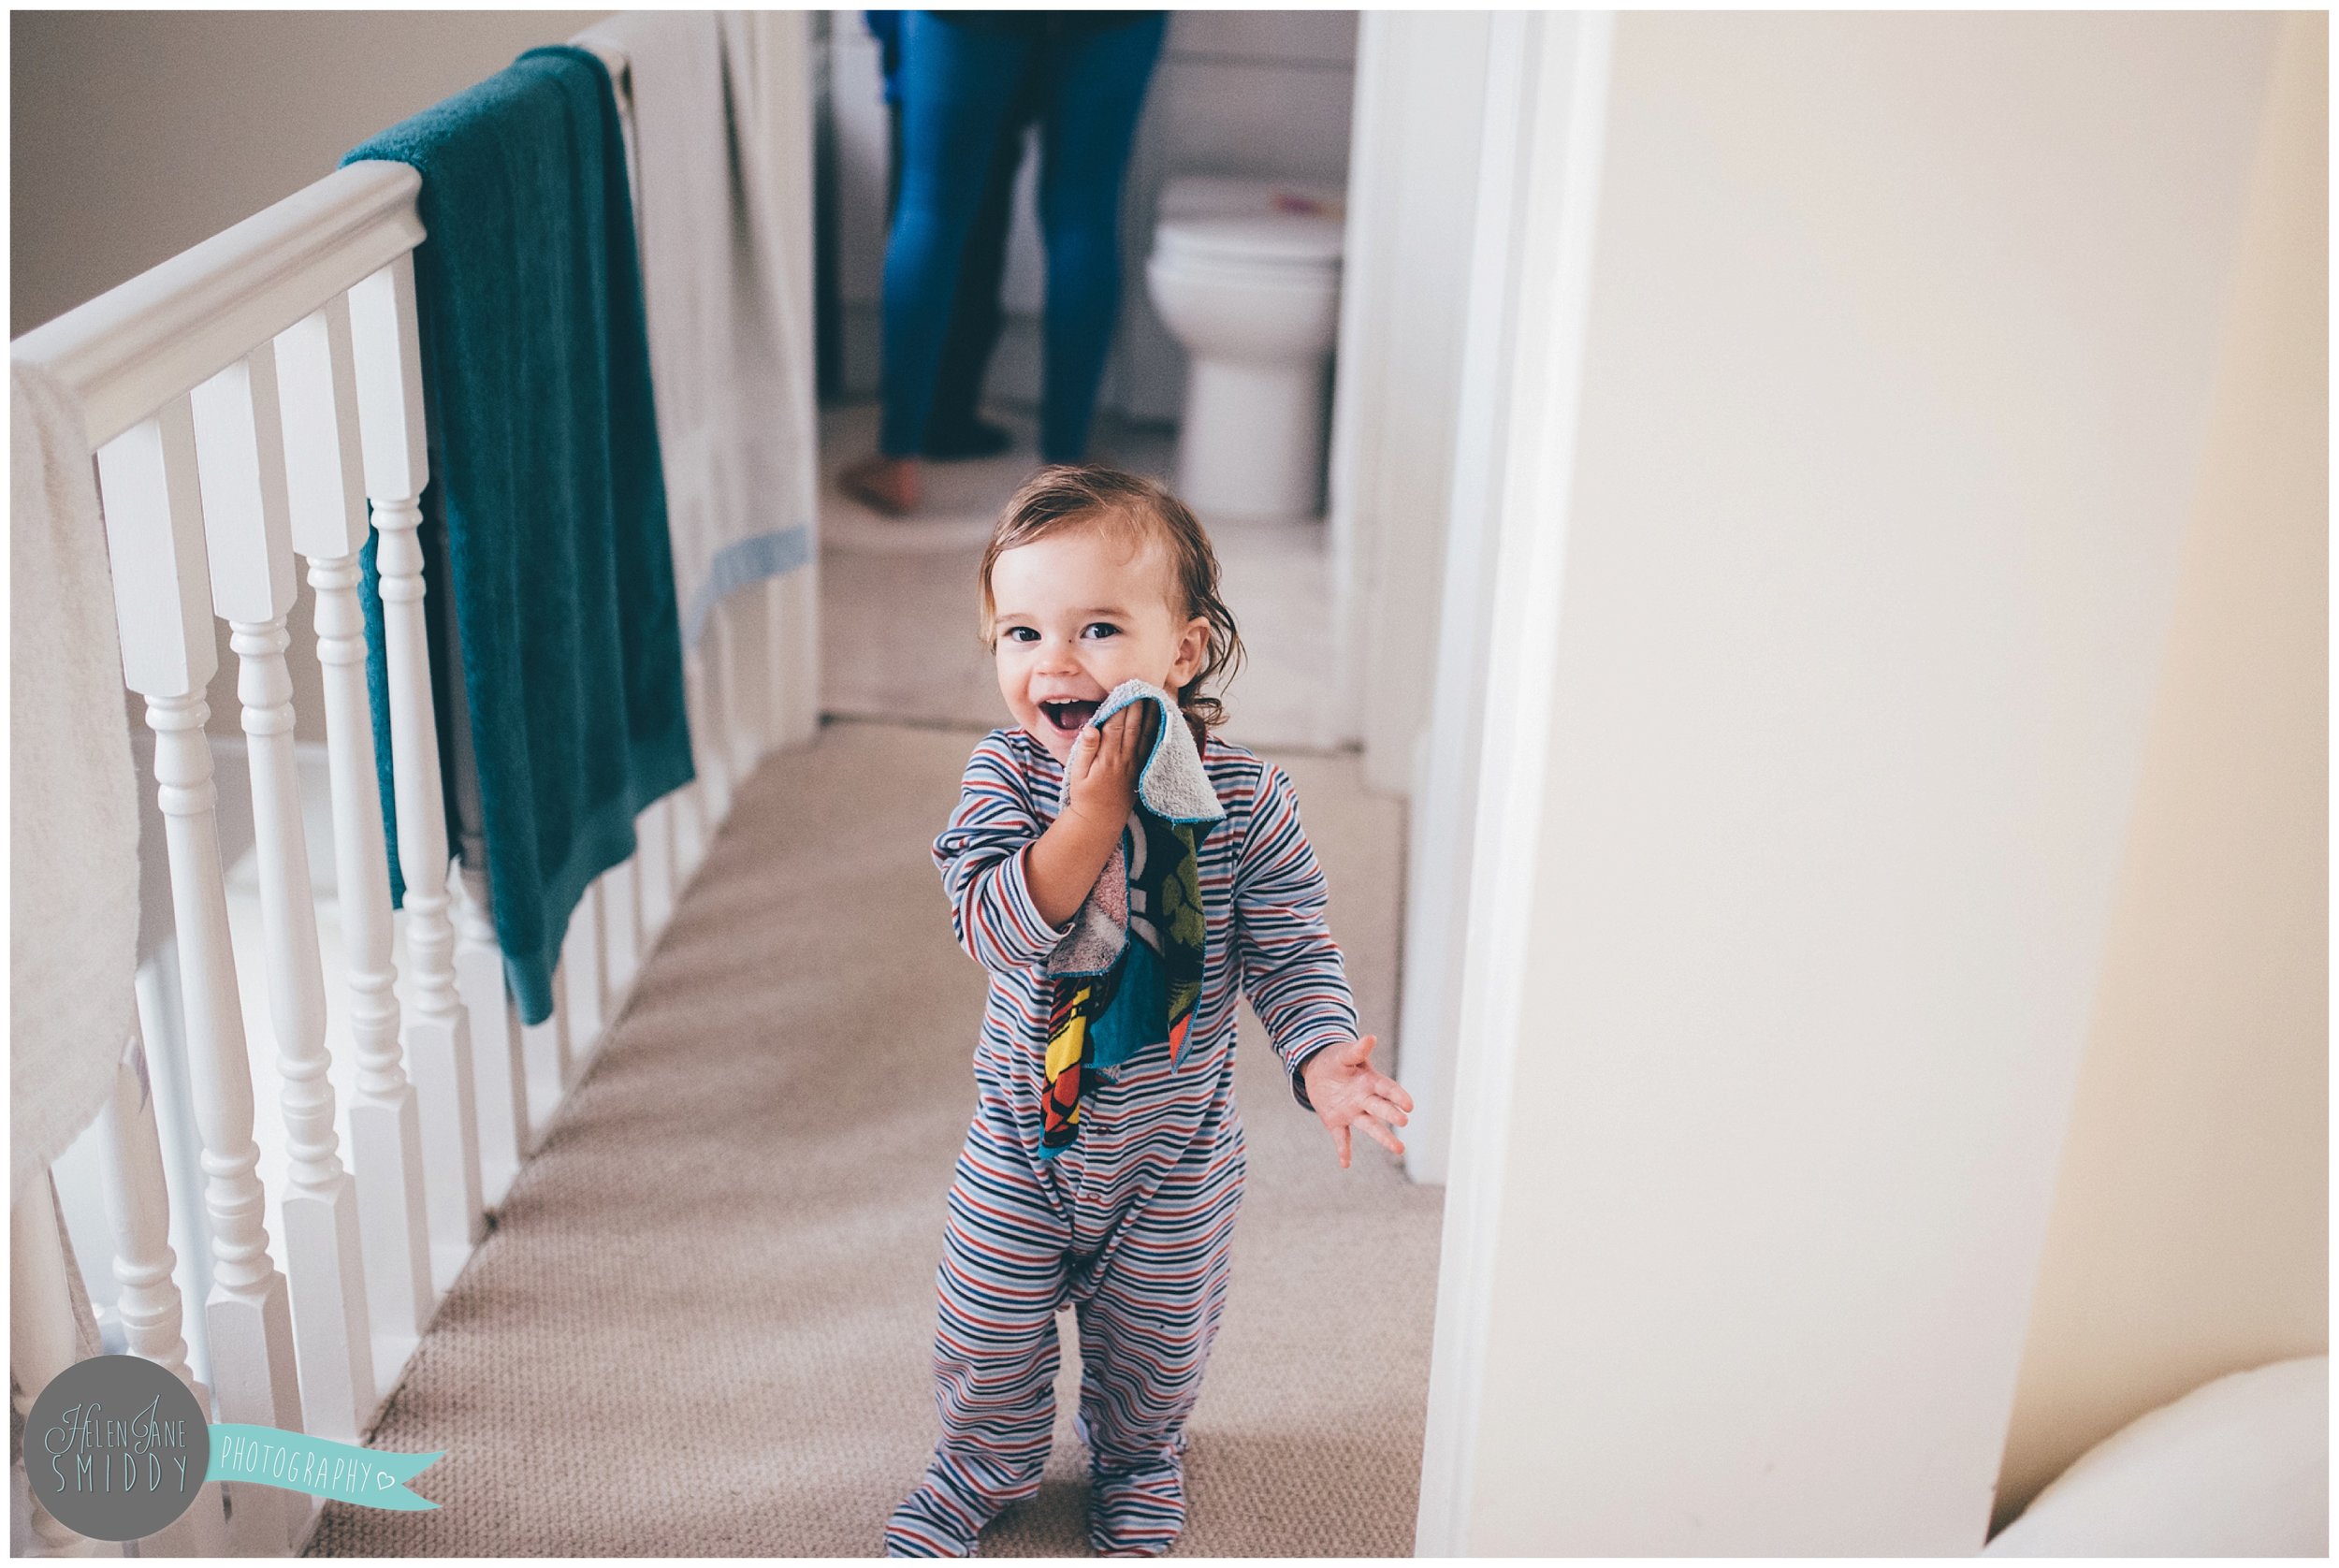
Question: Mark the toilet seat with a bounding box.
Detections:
[1151,175,1345,275]
[1151,212,1344,273]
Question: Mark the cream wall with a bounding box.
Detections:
[12,9,612,743]
[1993,10,2328,1532]
[1439,10,2286,1553]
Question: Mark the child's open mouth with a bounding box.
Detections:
[1039,698,1101,734]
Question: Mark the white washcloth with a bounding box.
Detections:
[577,10,817,648]
[10,357,141,1207]
[1043,680,1225,978]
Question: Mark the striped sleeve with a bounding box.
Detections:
[1232,760,1363,1112]
[932,733,1071,975]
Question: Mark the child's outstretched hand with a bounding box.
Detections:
[1299,1035,1414,1169]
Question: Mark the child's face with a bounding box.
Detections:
[989,523,1211,762]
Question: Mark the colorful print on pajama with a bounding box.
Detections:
[884,728,1361,1557]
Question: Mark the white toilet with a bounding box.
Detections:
[1145,176,1345,521]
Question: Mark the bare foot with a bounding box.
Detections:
[838,454,921,516]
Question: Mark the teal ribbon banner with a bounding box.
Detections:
[206,1424,443,1510]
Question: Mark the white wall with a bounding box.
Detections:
[825,10,1356,428]
[10,10,615,335]
[1426,10,2285,1553]
[1992,9,2328,1532]
[11,8,614,746]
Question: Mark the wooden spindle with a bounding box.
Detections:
[519,963,572,1152]
[96,399,302,1554]
[92,1033,230,1556]
[635,795,676,946]
[563,883,606,1078]
[191,346,375,1448]
[348,254,485,1285]
[131,949,219,1398]
[673,776,710,884]
[276,293,435,1389]
[12,1170,116,1558]
[452,864,527,1208]
[603,857,641,1005]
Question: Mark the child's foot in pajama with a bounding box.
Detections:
[1087,1460,1186,1557]
[881,1482,984,1557]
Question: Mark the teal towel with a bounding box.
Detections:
[346,46,694,1025]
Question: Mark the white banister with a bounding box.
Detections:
[673,770,711,882]
[636,796,676,942]
[563,884,606,1076]
[12,1171,113,1558]
[453,864,528,1207]
[280,294,435,1380]
[92,1036,230,1555]
[95,397,304,1554]
[12,163,422,452]
[12,25,819,1547]
[130,947,220,1402]
[519,969,573,1152]
[603,858,641,1003]
[190,343,376,1448]
[346,250,486,1288]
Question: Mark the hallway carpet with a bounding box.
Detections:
[305,719,1442,1557]
[817,401,1350,754]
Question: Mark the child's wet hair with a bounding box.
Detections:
[979,465,1245,747]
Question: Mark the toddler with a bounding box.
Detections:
[883,466,1414,1557]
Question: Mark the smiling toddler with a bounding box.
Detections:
[882,466,1414,1557]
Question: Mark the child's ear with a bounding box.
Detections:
[1170,616,1210,688]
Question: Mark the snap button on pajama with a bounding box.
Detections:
[884,729,1359,1558]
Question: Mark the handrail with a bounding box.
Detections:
[11,160,424,450]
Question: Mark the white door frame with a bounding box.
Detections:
[1327,10,1617,1547]
[1387,10,1618,1555]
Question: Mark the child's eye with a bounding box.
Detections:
[1082,622,1120,640]
[1003,626,1039,643]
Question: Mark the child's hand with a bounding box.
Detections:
[1063,704,1155,831]
[1300,1035,1414,1169]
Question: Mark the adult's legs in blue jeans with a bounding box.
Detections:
[844,13,1167,513]
[877,15,1034,461]
[883,80,1033,458]
[927,102,1029,457]
[1032,14,1168,465]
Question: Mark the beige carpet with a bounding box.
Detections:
[817,402,1350,754]
[305,719,1441,1557]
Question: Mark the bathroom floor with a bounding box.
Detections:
[817,400,1347,751]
